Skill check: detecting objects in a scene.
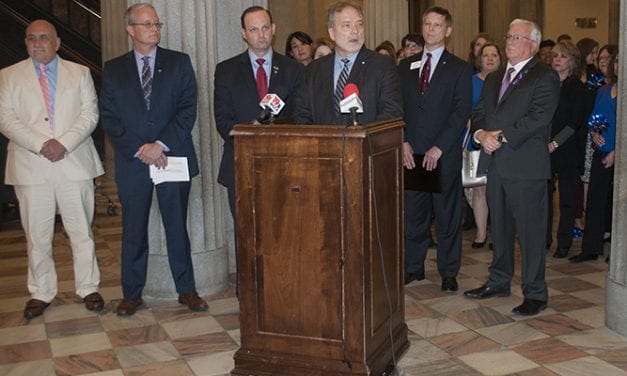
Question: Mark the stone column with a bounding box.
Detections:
[363,0,408,50]
[605,0,627,337]
[101,0,129,180]
[431,0,479,59]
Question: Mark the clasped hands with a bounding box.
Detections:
[138,142,168,169]
[476,130,504,155]
[40,139,67,162]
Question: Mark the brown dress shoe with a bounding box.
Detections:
[178,292,208,312]
[83,292,105,311]
[24,299,50,319]
[116,298,143,316]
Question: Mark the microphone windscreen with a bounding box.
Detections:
[343,83,360,98]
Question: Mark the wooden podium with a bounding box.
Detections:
[231,119,408,375]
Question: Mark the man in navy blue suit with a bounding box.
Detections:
[214,6,303,221]
[398,6,472,292]
[99,3,207,316]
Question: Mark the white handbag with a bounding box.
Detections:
[461,123,487,188]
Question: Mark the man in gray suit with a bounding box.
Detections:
[464,19,560,316]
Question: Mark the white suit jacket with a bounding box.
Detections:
[0,57,103,185]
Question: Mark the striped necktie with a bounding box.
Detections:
[334,58,350,113]
[141,56,152,110]
[38,65,54,137]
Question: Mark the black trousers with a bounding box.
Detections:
[581,151,614,256]
[547,163,579,249]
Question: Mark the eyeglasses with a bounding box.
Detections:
[505,34,532,42]
[130,22,164,30]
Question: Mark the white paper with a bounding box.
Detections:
[149,157,190,185]
[410,60,422,70]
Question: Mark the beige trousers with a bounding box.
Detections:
[14,172,99,303]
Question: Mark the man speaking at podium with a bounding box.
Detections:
[293,0,402,125]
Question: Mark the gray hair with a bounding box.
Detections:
[510,18,542,53]
[327,1,363,28]
[124,3,156,25]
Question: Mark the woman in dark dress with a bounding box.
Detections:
[547,41,590,258]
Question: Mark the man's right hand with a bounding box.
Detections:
[476,130,504,155]
[403,142,415,169]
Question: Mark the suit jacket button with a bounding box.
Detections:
[44,117,49,121]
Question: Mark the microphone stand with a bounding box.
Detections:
[349,107,359,126]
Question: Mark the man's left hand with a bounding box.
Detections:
[422,146,442,171]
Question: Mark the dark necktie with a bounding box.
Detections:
[334,58,350,113]
[141,56,152,110]
[419,52,432,93]
[498,67,516,101]
[256,58,267,99]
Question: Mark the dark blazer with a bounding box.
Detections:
[293,47,403,125]
[398,50,472,183]
[214,51,303,189]
[550,76,590,171]
[472,58,560,180]
[99,47,199,192]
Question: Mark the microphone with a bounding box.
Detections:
[254,93,285,124]
[340,83,363,126]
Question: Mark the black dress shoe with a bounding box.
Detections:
[552,247,570,259]
[568,253,598,263]
[471,241,486,249]
[512,299,547,316]
[441,277,458,292]
[404,272,425,285]
[464,284,510,299]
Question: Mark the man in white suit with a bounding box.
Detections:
[0,20,105,319]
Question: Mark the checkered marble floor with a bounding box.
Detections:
[0,179,625,376]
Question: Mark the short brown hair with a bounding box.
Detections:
[423,6,452,27]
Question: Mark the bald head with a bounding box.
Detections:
[25,19,60,65]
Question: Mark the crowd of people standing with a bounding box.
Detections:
[0,0,618,321]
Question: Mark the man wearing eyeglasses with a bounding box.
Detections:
[464,19,560,316]
[100,3,207,316]
[0,20,105,319]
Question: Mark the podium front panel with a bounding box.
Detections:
[232,121,408,375]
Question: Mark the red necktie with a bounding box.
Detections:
[38,65,54,137]
[419,52,432,93]
[256,58,267,99]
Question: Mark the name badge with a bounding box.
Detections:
[410,61,421,70]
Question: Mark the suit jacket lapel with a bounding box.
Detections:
[429,49,449,84]
[498,58,537,105]
[240,51,260,100]
[123,51,146,110]
[151,47,165,107]
[347,47,368,85]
